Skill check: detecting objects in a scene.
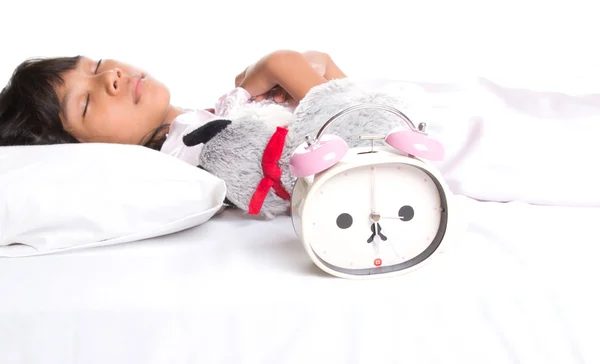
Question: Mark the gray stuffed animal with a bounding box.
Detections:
[182,78,424,219]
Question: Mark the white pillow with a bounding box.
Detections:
[0,143,226,257]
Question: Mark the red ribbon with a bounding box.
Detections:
[248,126,291,215]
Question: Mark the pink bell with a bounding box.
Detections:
[289,134,348,178]
[385,125,445,161]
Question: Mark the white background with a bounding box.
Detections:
[1,0,599,110]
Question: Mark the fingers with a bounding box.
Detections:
[272,86,289,103]
[252,86,291,104]
[273,94,286,103]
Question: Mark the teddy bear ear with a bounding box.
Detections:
[182,119,232,146]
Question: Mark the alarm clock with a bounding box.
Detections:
[288,104,459,279]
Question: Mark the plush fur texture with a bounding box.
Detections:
[183,78,420,219]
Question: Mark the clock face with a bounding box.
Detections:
[302,162,447,275]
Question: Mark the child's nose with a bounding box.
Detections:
[101,68,123,96]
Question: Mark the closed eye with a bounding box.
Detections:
[83,59,103,118]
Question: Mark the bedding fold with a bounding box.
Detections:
[365,77,600,207]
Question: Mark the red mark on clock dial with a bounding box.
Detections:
[374,258,382,266]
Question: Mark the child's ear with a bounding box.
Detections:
[182,119,232,146]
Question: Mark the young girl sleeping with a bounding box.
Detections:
[1,49,599,209]
[0,50,344,157]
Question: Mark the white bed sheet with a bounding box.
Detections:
[1,197,599,364]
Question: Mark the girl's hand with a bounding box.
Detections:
[251,85,290,104]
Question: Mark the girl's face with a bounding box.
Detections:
[56,57,180,144]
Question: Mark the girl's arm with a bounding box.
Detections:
[266,50,328,101]
[301,50,347,80]
[236,50,345,102]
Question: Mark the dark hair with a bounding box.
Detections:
[0,56,82,146]
[141,124,170,150]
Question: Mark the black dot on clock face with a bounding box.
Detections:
[398,205,414,221]
[336,213,353,229]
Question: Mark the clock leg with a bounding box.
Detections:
[367,223,388,242]
[367,223,376,243]
[376,223,387,241]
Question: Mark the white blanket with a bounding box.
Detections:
[1,199,598,364]
[363,77,600,207]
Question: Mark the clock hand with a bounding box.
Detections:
[370,165,376,214]
[375,220,402,260]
